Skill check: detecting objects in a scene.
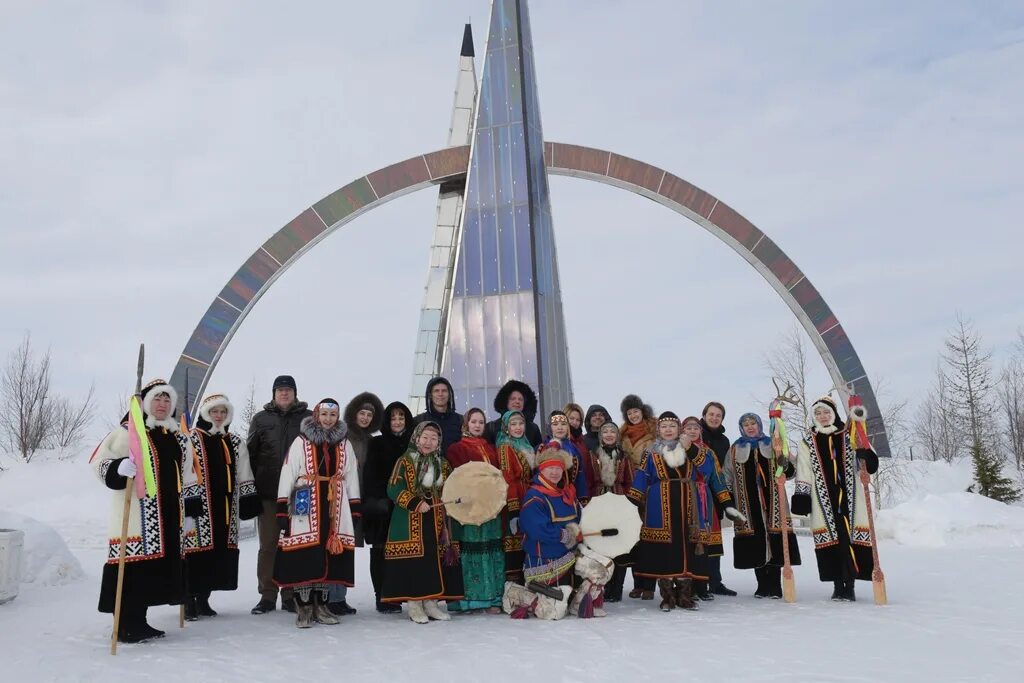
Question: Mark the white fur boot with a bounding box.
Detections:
[406,600,429,624]
[422,600,451,621]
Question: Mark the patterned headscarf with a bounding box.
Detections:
[733,412,771,449]
[496,410,534,455]
[402,421,445,499]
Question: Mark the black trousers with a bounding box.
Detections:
[370,545,386,601]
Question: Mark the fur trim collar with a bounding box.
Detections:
[145,415,178,431]
[594,445,621,487]
[813,424,840,435]
[300,416,348,445]
[734,442,774,464]
[661,442,688,469]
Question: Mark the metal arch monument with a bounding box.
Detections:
[169,0,891,456]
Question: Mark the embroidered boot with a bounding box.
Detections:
[313,594,340,625]
[674,579,698,610]
[422,600,451,621]
[657,579,676,612]
[407,600,430,624]
[295,599,314,629]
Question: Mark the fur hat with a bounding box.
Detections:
[198,393,233,426]
[537,441,574,471]
[811,395,845,433]
[141,379,178,418]
[620,394,653,423]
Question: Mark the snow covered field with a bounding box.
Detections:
[2,458,1023,682]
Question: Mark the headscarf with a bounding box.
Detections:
[733,413,771,449]
[496,410,534,454]
[461,407,487,438]
[402,421,445,499]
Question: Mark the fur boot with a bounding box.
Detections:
[407,600,429,624]
[658,579,677,612]
[675,579,698,610]
[422,600,451,621]
[295,600,314,629]
[312,594,339,625]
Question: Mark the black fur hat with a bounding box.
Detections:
[620,394,653,423]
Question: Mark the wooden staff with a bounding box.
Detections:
[111,343,144,655]
[770,379,799,603]
[858,467,887,605]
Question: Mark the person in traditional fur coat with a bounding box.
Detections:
[323,391,383,616]
[570,545,616,618]
[591,421,635,602]
[723,413,801,599]
[90,379,203,643]
[680,415,732,601]
[483,379,543,448]
[494,410,535,583]
[564,402,599,502]
[619,395,658,600]
[791,396,879,602]
[628,412,746,612]
[363,401,413,613]
[380,422,464,623]
[182,394,261,620]
[542,411,589,501]
[699,400,737,597]
[273,398,361,629]
[582,404,611,454]
[519,446,582,588]
[445,408,505,614]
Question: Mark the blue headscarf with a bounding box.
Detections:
[733,413,771,449]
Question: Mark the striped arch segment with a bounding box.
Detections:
[171,141,889,457]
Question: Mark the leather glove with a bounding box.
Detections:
[724,507,747,524]
[117,458,137,478]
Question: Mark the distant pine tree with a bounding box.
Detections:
[969,441,1021,503]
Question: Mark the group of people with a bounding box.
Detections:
[91,374,880,641]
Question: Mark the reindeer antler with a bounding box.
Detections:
[771,377,801,406]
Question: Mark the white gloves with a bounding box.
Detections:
[509,518,519,535]
[183,517,196,535]
[724,507,747,524]
[117,458,137,478]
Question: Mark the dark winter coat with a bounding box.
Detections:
[700,418,731,518]
[414,377,463,455]
[363,401,415,546]
[483,379,543,448]
[246,400,312,500]
[582,404,611,454]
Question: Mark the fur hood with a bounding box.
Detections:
[344,391,384,441]
[620,394,654,423]
[300,415,349,445]
[584,404,611,435]
[196,394,233,435]
[492,380,538,421]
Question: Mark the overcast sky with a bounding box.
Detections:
[2,1,1021,446]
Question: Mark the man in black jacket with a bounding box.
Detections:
[700,400,738,597]
[414,377,462,455]
[482,379,543,448]
[246,375,312,615]
[582,404,611,454]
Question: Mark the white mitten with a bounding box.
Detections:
[117,458,137,478]
[183,517,196,535]
[724,507,747,524]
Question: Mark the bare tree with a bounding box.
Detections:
[873,386,915,508]
[0,334,53,462]
[762,325,811,440]
[238,378,259,436]
[943,313,994,452]
[997,331,1024,480]
[913,363,962,462]
[46,384,97,457]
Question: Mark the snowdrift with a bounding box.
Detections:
[0,511,83,586]
[877,492,1024,548]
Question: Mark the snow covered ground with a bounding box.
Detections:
[1,457,1023,682]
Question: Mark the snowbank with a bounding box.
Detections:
[0,511,83,586]
[877,491,1024,548]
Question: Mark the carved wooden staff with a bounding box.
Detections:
[859,464,887,605]
[111,344,144,655]
[769,378,798,603]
